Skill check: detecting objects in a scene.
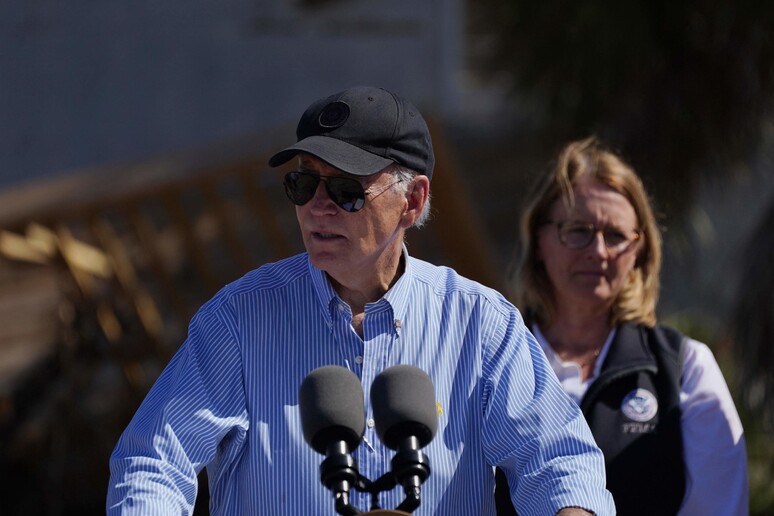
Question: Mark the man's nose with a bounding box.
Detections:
[308,180,337,213]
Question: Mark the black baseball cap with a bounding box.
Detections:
[268,86,435,180]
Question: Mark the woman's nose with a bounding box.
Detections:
[590,230,610,256]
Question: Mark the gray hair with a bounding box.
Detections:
[390,165,432,228]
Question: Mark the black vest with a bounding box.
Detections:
[495,323,686,515]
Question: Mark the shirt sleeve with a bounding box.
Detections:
[481,304,615,516]
[106,305,249,515]
[678,338,749,515]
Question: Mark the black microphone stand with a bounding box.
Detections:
[388,436,431,513]
[324,437,430,515]
[320,441,361,516]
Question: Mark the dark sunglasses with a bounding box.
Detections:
[283,171,404,213]
[283,171,366,212]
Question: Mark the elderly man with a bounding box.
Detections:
[107,86,614,515]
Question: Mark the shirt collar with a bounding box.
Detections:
[306,244,414,326]
[381,245,412,325]
[531,323,617,380]
[307,256,338,326]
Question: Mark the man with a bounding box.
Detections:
[107,86,614,515]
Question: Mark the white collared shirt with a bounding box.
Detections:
[532,324,749,515]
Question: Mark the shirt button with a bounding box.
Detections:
[354,356,363,364]
[367,418,375,428]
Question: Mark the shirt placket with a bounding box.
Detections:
[331,300,364,375]
[356,303,397,510]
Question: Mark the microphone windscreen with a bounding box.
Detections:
[370,364,438,450]
[299,365,365,454]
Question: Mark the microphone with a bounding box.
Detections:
[370,365,437,513]
[299,366,365,515]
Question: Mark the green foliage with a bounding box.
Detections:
[742,405,774,515]
[646,312,773,513]
[475,8,774,506]
[475,0,774,219]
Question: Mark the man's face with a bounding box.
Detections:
[293,154,409,284]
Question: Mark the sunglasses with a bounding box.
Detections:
[283,171,403,213]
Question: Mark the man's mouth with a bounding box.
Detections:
[312,232,342,240]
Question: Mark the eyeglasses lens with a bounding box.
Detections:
[558,223,637,253]
[283,171,366,212]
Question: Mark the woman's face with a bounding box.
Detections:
[537,177,641,317]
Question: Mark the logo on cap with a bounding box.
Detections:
[621,388,658,422]
[318,101,350,130]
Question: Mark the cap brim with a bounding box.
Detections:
[268,135,394,176]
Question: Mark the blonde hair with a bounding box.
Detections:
[512,136,662,327]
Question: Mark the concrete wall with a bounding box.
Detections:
[1,0,464,187]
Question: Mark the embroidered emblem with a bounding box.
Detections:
[436,401,443,417]
[318,101,350,129]
[621,388,658,422]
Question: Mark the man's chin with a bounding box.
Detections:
[308,251,344,272]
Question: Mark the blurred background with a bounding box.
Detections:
[1,0,773,514]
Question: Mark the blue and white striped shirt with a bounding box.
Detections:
[107,250,614,515]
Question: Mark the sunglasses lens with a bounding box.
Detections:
[327,178,365,212]
[284,172,319,206]
[283,172,366,212]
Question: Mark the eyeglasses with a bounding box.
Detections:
[283,171,402,213]
[548,220,642,255]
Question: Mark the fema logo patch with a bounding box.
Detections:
[318,101,350,129]
[621,388,658,422]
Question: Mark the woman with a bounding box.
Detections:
[496,137,748,515]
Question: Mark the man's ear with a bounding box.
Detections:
[401,175,430,228]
